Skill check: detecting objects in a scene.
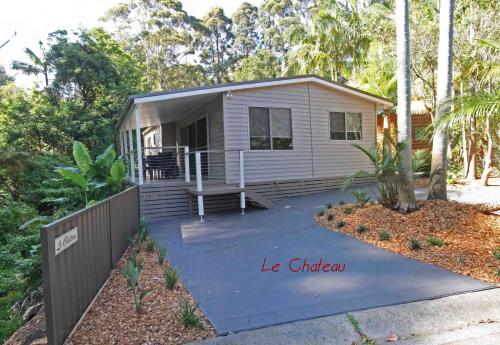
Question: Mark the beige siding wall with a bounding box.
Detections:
[309,83,376,177]
[223,83,314,183]
[223,82,376,184]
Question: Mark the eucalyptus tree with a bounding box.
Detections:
[11,42,50,87]
[233,49,281,81]
[232,2,259,58]
[0,66,13,86]
[428,0,455,200]
[395,0,417,212]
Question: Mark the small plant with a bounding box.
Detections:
[327,213,334,221]
[164,267,179,290]
[318,209,325,217]
[137,219,149,243]
[493,247,500,260]
[146,238,155,252]
[378,230,391,241]
[326,202,333,209]
[351,190,371,208]
[157,244,166,265]
[457,256,466,265]
[178,298,202,328]
[409,238,422,250]
[426,237,444,247]
[336,220,346,228]
[343,207,353,215]
[118,253,151,314]
[339,200,345,205]
[357,224,367,234]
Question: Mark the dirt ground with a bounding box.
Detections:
[317,200,500,285]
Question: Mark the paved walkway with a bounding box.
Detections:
[149,186,492,336]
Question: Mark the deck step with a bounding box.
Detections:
[245,190,273,209]
[186,185,244,196]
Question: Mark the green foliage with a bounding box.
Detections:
[146,238,155,252]
[163,267,179,290]
[137,220,149,245]
[426,237,445,247]
[178,298,202,328]
[409,239,422,250]
[412,149,432,174]
[343,207,353,215]
[318,209,325,217]
[157,244,167,265]
[118,251,151,314]
[351,190,371,208]
[339,200,345,206]
[378,230,391,241]
[326,202,333,209]
[357,224,367,234]
[493,247,500,260]
[233,50,281,81]
[336,220,346,228]
[327,213,334,221]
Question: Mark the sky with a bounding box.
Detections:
[0,0,261,87]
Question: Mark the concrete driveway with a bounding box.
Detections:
[149,186,492,335]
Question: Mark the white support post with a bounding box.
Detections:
[195,152,204,221]
[128,129,135,183]
[239,150,245,214]
[135,109,144,185]
[119,131,125,157]
[184,146,190,182]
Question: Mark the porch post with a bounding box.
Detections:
[184,146,190,182]
[119,130,125,157]
[239,150,245,214]
[195,151,204,221]
[135,109,144,185]
[128,129,135,183]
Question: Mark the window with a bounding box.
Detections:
[249,107,293,150]
[330,112,362,140]
[414,127,427,141]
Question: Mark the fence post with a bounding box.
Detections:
[184,146,190,183]
[239,150,245,214]
[195,151,204,221]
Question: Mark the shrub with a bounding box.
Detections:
[426,237,444,247]
[156,244,166,265]
[318,209,325,217]
[409,239,422,250]
[164,267,179,290]
[336,220,346,228]
[339,200,345,205]
[357,224,367,234]
[327,213,334,221]
[118,253,151,314]
[326,202,333,209]
[493,247,500,260]
[351,190,371,208]
[146,238,155,252]
[378,230,391,241]
[178,298,201,328]
[343,207,353,215]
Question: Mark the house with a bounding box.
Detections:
[116,75,392,221]
[376,100,432,150]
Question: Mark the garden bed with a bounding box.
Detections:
[316,200,500,284]
[65,240,214,345]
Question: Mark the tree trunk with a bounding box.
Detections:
[461,121,469,178]
[428,0,454,200]
[466,115,477,180]
[480,113,493,186]
[395,0,417,212]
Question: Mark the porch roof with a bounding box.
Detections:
[117,74,393,131]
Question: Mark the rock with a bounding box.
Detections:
[23,302,43,321]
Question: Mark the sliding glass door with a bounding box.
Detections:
[180,117,208,176]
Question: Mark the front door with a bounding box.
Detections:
[181,117,208,176]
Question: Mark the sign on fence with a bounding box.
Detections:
[54,227,78,255]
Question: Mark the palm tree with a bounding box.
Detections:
[11,42,50,87]
[434,90,499,185]
[428,0,455,200]
[395,0,417,212]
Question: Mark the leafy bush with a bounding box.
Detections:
[327,213,334,221]
[318,209,325,217]
[343,207,353,215]
[157,244,166,265]
[178,298,201,328]
[336,220,346,228]
[351,190,371,208]
[426,237,445,247]
[412,149,431,173]
[493,247,500,260]
[357,224,367,233]
[378,230,391,241]
[326,202,333,209]
[118,251,151,314]
[409,239,422,250]
[164,267,178,290]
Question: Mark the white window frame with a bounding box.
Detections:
[247,106,294,151]
[328,111,363,141]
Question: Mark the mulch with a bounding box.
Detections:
[65,241,215,345]
[316,200,500,285]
